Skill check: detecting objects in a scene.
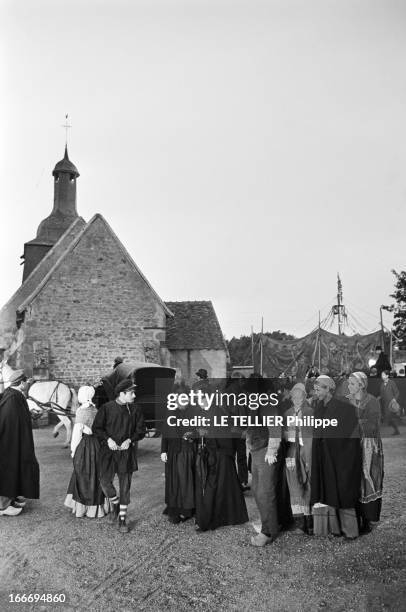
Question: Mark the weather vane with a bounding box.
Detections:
[62,114,71,146]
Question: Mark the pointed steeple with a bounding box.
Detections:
[36,145,80,242]
[52,145,80,179]
[21,146,81,281]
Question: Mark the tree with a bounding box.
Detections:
[389,269,406,348]
[227,330,296,367]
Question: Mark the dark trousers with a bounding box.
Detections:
[250,446,279,538]
[100,469,132,505]
[235,437,249,485]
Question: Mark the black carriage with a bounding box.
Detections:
[94,362,176,434]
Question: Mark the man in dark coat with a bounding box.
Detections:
[93,379,146,533]
[0,370,40,516]
[374,347,392,377]
[310,375,361,539]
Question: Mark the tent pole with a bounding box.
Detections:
[251,326,254,371]
[379,306,385,351]
[260,317,263,376]
[389,328,393,368]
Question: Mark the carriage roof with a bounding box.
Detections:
[100,362,176,402]
[103,361,175,384]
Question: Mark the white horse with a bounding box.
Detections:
[0,361,77,448]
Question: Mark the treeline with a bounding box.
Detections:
[227,330,295,367]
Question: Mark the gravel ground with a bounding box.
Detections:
[0,425,405,612]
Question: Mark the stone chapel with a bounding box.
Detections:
[0,147,227,386]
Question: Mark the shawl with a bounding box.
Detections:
[75,404,98,429]
[283,399,313,492]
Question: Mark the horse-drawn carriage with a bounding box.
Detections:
[0,360,176,444]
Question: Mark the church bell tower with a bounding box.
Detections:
[21,146,80,281]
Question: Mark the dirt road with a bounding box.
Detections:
[0,427,405,611]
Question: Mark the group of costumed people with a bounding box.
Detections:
[159,370,386,545]
[0,369,145,533]
[0,364,388,546]
[65,378,146,532]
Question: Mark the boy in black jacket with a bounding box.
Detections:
[93,379,146,533]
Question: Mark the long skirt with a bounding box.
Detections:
[285,444,311,516]
[276,442,293,529]
[64,434,109,518]
[359,436,383,522]
[195,446,248,531]
[164,446,196,519]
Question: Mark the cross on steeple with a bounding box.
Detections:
[61,114,71,146]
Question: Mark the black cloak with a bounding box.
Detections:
[310,397,361,509]
[0,388,40,500]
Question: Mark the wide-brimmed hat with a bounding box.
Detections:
[115,379,136,396]
[195,368,208,379]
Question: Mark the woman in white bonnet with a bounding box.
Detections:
[64,386,109,518]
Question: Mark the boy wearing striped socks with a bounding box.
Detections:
[93,379,146,533]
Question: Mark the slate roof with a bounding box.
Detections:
[165,301,227,350]
[53,145,80,177]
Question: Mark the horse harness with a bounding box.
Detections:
[28,381,74,418]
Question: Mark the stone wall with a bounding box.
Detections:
[19,216,167,386]
[0,218,86,362]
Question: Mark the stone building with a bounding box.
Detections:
[0,147,227,386]
[166,301,228,382]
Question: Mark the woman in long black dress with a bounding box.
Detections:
[161,379,197,524]
[64,386,108,518]
[194,434,249,532]
[161,416,196,524]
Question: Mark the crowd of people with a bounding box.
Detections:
[0,362,402,548]
[160,367,392,545]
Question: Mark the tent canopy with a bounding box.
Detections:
[259,328,383,378]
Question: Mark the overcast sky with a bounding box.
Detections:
[1,0,405,340]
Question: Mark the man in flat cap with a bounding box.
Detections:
[93,379,146,533]
[310,375,361,540]
[0,370,40,517]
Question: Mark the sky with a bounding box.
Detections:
[1,0,405,340]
